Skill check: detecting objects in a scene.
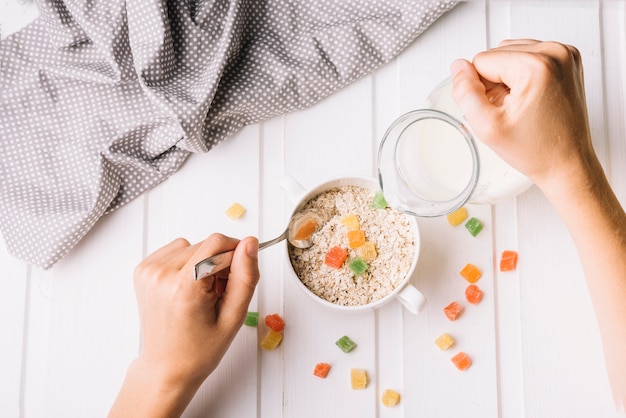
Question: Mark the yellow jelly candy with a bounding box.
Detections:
[225,203,246,220]
[347,230,366,248]
[435,333,455,350]
[356,241,377,262]
[381,389,401,407]
[341,214,360,230]
[447,207,468,227]
[260,330,283,350]
[351,368,368,389]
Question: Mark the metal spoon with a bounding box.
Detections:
[193,209,324,280]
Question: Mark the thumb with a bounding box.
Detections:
[450,59,501,147]
[218,236,260,329]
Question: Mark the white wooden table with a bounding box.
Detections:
[1,1,625,417]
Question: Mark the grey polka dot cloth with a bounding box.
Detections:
[0,0,457,269]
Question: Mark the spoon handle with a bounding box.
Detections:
[193,230,287,280]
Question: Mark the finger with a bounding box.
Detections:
[217,236,260,329]
[142,237,191,266]
[449,59,499,133]
[497,38,540,48]
[182,233,240,274]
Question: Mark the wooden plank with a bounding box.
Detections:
[388,2,499,417]
[504,1,619,416]
[22,198,143,417]
[0,240,29,417]
[146,126,261,418]
[281,74,379,417]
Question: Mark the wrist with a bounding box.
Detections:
[109,357,205,418]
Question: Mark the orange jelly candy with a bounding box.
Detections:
[451,352,472,371]
[347,230,366,248]
[460,263,482,283]
[325,246,348,269]
[265,313,285,332]
[293,218,318,241]
[313,362,331,378]
[500,250,519,272]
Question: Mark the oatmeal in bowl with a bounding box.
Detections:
[286,177,425,314]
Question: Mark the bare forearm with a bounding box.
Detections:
[539,157,626,409]
[109,358,204,418]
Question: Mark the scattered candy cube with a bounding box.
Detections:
[500,250,519,272]
[451,351,472,371]
[336,335,357,353]
[340,214,360,230]
[356,241,377,262]
[244,311,259,327]
[293,218,318,241]
[350,368,368,389]
[435,333,455,350]
[225,203,246,220]
[313,362,331,378]
[465,217,483,236]
[265,313,285,332]
[325,246,348,269]
[260,330,283,350]
[447,207,468,227]
[348,257,368,276]
[460,263,482,283]
[443,301,464,321]
[371,191,388,209]
[381,389,401,407]
[347,229,366,248]
[465,284,483,304]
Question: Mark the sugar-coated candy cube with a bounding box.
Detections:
[340,214,360,230]
[435,333,455,350]
[265,313,285,332]
[313,362,331,378]
[348,257,368,276]
[225,203,246,220]
[451,351,472,371]
[381,389,401,407]
[465,217,483,236]
[260,330,283,350]
[336,335,357,353]
[244,311,259,327]
[465,284,483,304]
[460,263,482,283]
[347,229,366,248]
[293,218,318,241]
[350,368,368,389]
[356,241,377,262]
[371,191,388,209]
[443,301,463,321]
[325,246,348,269]
[500,250,519,272]
[447,207,468,227]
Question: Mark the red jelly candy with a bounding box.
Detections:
[325,246,348,269]
[265,313,285,332]
[443,301,464,321]
[465,284,483,304]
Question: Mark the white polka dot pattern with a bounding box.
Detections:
[0,0,457,269]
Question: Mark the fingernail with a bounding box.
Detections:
[246,239,259,258]
[450,59,466,76]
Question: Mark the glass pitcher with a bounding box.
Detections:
[377,78,532,217]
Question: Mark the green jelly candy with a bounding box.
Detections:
[465,217,483,237]
[348,257,368,276]
[244,311,259,327]
[336,335,357,353]
[371,191,388,209]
